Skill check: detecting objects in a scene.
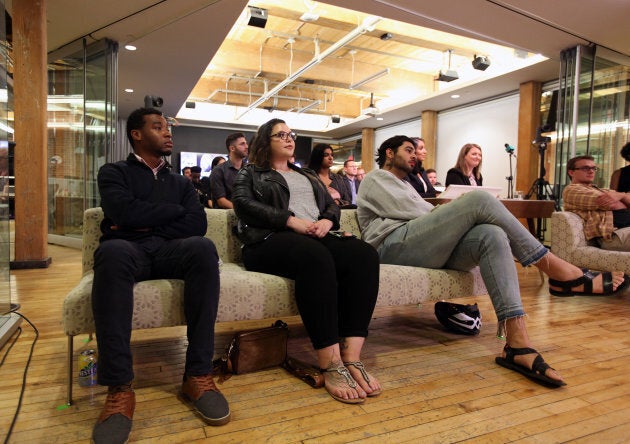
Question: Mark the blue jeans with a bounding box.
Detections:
[378,190,548,322]
[92,236,220,386]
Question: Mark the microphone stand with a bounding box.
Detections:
[505,148,515,199]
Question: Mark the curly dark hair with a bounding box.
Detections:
[126,107,162,147]
[248,118,286,168]
[620,142,630,162]
[308,143,334,172]
[376,135,415,168]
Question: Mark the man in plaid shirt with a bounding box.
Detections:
[563,155,630,251]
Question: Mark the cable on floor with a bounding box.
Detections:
[1,308,39,444]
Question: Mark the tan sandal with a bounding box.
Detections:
[343,361,382,397]
[320,366,365,404]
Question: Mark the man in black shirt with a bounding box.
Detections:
[91,108,229,443]
[210,132,248,208]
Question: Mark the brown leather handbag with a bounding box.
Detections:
[216,320,289,377]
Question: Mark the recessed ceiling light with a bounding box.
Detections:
[124,88,134,93]
[376,117,384,121]
[124,44,137,51]
[450,94,460,99]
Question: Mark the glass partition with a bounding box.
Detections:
[47,39,117,242]
[0,0,15,344]
[554,45,630,198]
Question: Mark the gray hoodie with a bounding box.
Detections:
[356,169,434,248]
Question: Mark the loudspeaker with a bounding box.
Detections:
[185,101,196,109]
[472,55,490,71]
[331,115,341,124]
[247,6,268,28]
[144,95,163,108]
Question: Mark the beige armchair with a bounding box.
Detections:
[550,211,630,273]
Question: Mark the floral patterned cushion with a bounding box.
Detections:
[63,208,487,337]
[551,211,630,273]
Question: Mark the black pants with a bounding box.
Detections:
[91,236,220,386]
[242,231,379,349]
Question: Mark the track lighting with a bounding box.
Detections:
[349,68,390,90]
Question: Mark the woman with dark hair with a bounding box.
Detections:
[405,137,437,198]
[308,143,353,207]
[211,156,226,170]
[445,143,483,186]
[232,118,382,404]
[610,142,630,192]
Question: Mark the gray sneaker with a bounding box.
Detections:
[92,389,135,444]
[181,374,230,426]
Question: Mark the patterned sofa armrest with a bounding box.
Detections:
[205,209,244,263]
[551,211,589,250]
[340,209,361,237]
[82,208,104,275]
[551,211,630,273]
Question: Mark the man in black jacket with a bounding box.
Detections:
[91,108,229,444]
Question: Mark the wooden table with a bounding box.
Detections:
[425,198,556,237]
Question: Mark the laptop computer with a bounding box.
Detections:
[439,184,502,199]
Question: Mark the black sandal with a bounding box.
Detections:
[495,345,566,387]
[548,269,628,297]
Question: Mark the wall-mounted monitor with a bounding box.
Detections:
[180,151,226,177]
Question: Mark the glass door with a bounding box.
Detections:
[47,39,117,242]
[555,45,630,195]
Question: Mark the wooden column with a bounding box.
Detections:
[361,127,375,172]
[516,81,542,197]
[13,0,51,268]
[421,110,438,169]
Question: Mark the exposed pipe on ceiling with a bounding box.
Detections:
[236,15,382,120]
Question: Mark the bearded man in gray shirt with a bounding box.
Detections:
[357,135,627,388]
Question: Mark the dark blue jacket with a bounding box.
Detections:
[97,153,206,242]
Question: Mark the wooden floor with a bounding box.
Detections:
[2,245,630,443]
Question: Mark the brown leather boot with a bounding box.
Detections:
[181,374,230,426]
[92,384,135,444]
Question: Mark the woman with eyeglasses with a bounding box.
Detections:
[308,143,353,207]
[232,118,382,404]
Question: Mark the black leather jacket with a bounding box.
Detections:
[232,163,340,244]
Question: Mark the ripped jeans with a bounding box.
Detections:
[377,190,548,325]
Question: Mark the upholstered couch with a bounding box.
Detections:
[62,208,487,404]
[550,211,630,273]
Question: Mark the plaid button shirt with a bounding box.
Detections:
[562,183,614,240]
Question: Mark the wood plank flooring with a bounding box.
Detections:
[1,245,630,443]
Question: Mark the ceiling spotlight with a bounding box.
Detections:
[472,55,491,71]
[436,49,459,82]
[436,70,459,82]
[247,6,268,28]
[300,11,319,22]
[363,93,380,117]
[380,32,393,41]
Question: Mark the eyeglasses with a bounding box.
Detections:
[270,131,297,141]
[572,166,598,172]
